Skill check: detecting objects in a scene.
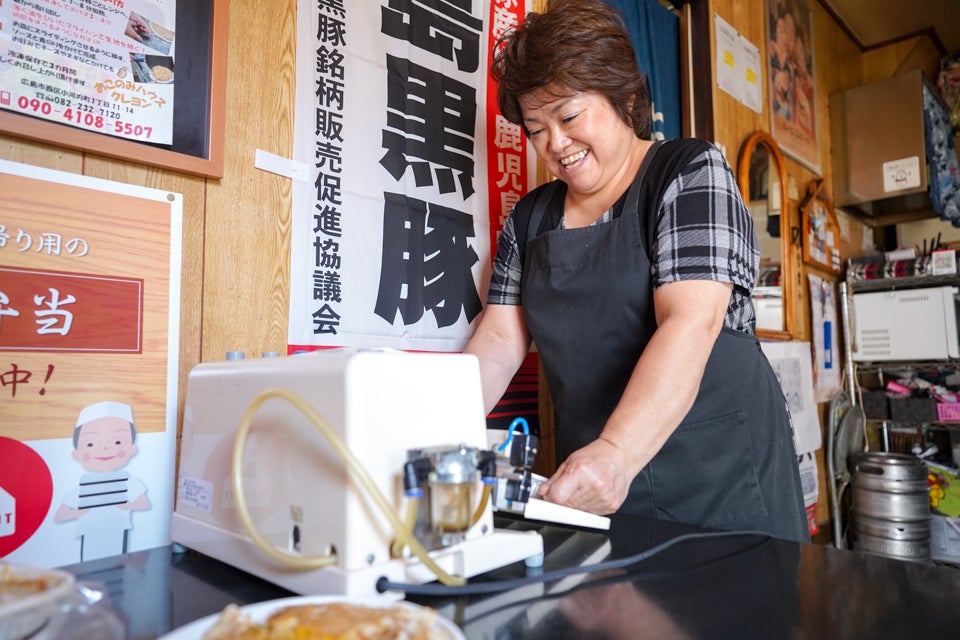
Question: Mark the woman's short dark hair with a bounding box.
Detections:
[492,0,652,139]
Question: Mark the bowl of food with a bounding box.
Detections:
[142,55,174,84]
[0,562,76,640]
[161,596,465,640]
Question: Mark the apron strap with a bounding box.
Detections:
[525,180,562,251]
[625,140,665,251]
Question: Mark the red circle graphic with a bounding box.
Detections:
[0,436,54,557]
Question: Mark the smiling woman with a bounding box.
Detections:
[464,0,810,542]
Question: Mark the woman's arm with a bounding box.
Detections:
[463,303,532,415]
[538,279,731,514]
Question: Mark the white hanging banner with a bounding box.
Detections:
[289,0,532,353]
[714,13,762,115]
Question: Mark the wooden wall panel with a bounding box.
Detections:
[201,0,296,362]
[0,135,84,174]
[862,36,942,85]
[708,0,768,160]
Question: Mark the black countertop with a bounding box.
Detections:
[59,514,960,639]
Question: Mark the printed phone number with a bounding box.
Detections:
[15,96,154,139]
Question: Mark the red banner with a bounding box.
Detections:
[0,266,143,353]
[485,0,529,260]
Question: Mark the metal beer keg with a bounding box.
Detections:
[850,452,931,562]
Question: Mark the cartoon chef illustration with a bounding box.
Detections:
[54,401,150,561]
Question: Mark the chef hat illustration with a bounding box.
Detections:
[73,401,137,447]
[76,401,134,427]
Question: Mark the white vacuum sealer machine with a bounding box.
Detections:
[171,348,573,598]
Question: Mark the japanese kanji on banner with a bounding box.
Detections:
[289,0,533,353]
[0,159,182,568]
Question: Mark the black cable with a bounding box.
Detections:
[375,528,772,596]
[456,533,771,628]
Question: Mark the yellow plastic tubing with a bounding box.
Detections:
[231,387,467,586]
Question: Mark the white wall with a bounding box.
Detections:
[898,216,960,252]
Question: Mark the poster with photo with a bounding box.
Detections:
[807,274,841,403]
[0,0,177,144]
[760,340,822,455]
[767,0,819,173]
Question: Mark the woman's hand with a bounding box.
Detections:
[537,436,632,514]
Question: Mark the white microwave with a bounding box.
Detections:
[851,285,960,361]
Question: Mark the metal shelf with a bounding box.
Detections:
[864,418,960,428]
[853,360,960,374]
[840,280,960,445]
[847,273,960,293]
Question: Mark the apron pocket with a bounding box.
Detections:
[648,411,768,530]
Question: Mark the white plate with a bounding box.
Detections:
[0,562,76,640]
[159,595,465,640]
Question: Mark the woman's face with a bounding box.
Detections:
[777,13,797,52]
[520,87,637,198]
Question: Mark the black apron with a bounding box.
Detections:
[518,139,809,542]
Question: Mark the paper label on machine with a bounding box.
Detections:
[177,476,213,513]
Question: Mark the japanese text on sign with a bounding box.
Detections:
[0,0,177,143]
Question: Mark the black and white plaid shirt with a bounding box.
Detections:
[487,145,759,334]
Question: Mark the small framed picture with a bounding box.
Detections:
[932,248,958,275]
[800,180,841,273]
[767,0,820,173]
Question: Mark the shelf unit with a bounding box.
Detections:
[841,273,960,453]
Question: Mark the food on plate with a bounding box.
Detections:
[150,22,175,41]
[200,604,268,640]
[151,65,174,82]
[268,602,444,640]
[201,601,450,640]
[0,565,58,604]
